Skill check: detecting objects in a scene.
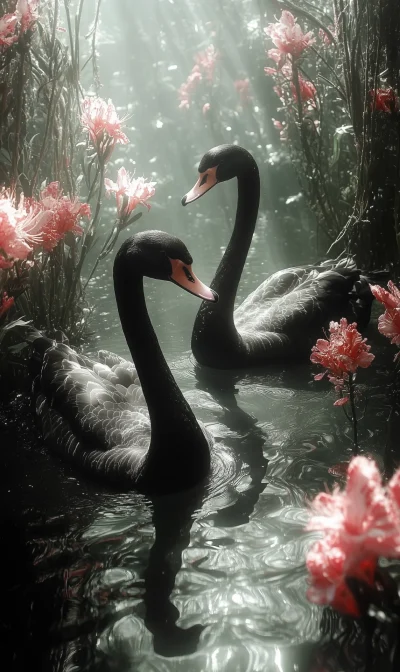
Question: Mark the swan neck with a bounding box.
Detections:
[113,272,199,441]
[212,164,260,316]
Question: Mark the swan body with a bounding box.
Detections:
[182,145,373,369]
[30,231,218,493]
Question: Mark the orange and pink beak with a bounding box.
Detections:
[181,166,218,205]
[169,258,217,302]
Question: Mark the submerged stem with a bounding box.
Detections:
[348,373,359,455]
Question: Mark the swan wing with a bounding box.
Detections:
[234,259,363,338]
[35,393,149,482]
[97,349,142,391]
[36,341,150,457]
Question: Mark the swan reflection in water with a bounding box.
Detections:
[54,400,269,666]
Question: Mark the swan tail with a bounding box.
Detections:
[351,269,391,329]
[348,276,374,329]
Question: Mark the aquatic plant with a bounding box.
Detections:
[264,1,400,272]
[311,318,374,454]
[306,456,400,618]
[0,1,155,346]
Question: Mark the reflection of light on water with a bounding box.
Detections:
[274,647,284,672]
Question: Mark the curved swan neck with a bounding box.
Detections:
[198,158,260,326]
[215,166,260,313]
[113,270,202,444]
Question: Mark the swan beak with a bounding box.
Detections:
[181,167,218,205]
[169,259,218,302]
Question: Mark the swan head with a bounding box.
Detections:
[181,144,256,205]
[114,231,218,302]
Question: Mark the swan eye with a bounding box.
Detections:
[183,266,195,283]
[199,173,208,187]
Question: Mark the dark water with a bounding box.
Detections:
[2,201,399,671]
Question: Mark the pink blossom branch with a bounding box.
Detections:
[270,0,337,45]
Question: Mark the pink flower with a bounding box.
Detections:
[234,78,251,105]
[370,282,400,348]
[0,13,18,50]
[272,118,283,130]
[178,45,218,110]
[267,48,285,66]
[306,457,400,616]
[370,281,400,310]
[0,191,53,259]
[14,200,54,256]
[202,102,211,114]
[377,309,400,346]
[291,74,316,103]
[81,97,129,162]
[333,396,349,407]
[370,88,399,113]
[265,60,315,106]
[178,71,202,110]
[194,45,218,81]
[38,182,91,250]
[0,291,14,319]
[104,167,156,222]
[16,0,39,33]
[307,540,376,617]
[311,318,374,383]
[265,10,315,59]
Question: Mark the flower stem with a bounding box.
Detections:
[348,373,359,455]
[82,221,117,292]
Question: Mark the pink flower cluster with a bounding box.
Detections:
[0,186,90,266]
[265,11,315,60]
[306,456,400,617]
[39,182,91,250]
[0,192,52,263]
[195,45,218,81]
[311,318,374,405]
[0,13,18,50]
[105,167,156,224]
[369,88,399,114]
[267,64,316,103]
[178,45,218,110]
[265,60,316,107]
[0,0,38,51]
[370,281,400,353]
[81,97,129,162]
[0,291,14,319]
[264,12,316,112]
[16,0,38,33]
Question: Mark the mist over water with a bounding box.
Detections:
[2,2,400,671]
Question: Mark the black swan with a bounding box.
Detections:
[28,231,218,493]
[182,144,373,369]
